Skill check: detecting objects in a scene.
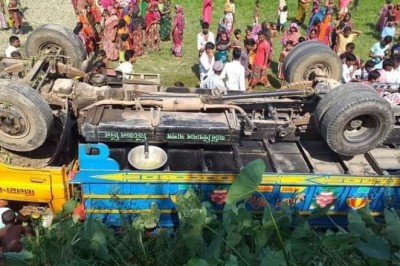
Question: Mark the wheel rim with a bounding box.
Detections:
[38,42,66,62]
[342,114,380,144]
[303,63,331,80]
[0,103,30,139]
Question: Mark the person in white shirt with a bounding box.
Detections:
[199,42,215,85]
[342,53,356,83]
[352,60,375,82]
[115,49,136,80]
[279,5,288,32]
[200,61,227,93]
[222,48,246,91]
[5,35,20,58]
[388,56,400,83]
[197,22,215,55]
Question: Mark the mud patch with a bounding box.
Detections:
[0,141,57,168]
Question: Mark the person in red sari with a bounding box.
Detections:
[8,0,24,34]
[102,8,119,60]
[171,5,185,58]
[202,0,213,25]
[145,2,161,52]
[250,31,271,89]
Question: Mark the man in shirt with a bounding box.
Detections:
[222,48,246,91]
[199,42,215,86]
[5,35,20,58]
[115,49,136,80]
[200,61,227,93]
[197,22,215,55]
[369,36,392,70]
[352,60,375,82]
[250,31,271,89]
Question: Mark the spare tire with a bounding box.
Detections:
[314,83,377,133]
[25,24,86,69]
[283,41,331,74]
[284,45,342,83]
[320,92,394,156]
[0,80,53,151]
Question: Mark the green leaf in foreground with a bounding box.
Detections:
[226,159,266,205]
[384,208,400,247]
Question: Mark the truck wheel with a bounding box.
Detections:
[320,92,394,156]
[283,41,331,74]
[314,83,377,132]
[0,80,53,151]
[25,24,87,69]
[284,46,342,83]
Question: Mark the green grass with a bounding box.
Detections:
[134,0,383,88]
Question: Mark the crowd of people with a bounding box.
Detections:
[196,0,400,93]
[4,0,400,93]
[71,0,185,80]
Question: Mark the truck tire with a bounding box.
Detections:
[314,83,377,132]
[0,80,53,151]
[284,46,342,83]
[283,41,331,74]
[25,24,87,69]
[320,92,394,156]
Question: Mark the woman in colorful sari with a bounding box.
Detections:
[376,0,394,31]
[102,8,119,60]
[202,0,213,25]
[158,0,172,41]
[130,1,145,56]
[224,0,235,35]
[145,2,161,52]
[318,10,333,45]
[8,0,23,34]
[171,5,185,58]
[215,29,230,63]
[281,22,300,47]
[140,0,149,18]
[339,0,351,15]
[0,0,8,30]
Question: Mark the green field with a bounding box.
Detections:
[134,0,384,88]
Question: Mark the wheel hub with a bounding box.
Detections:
[343,115,379,143]
[0,104,29,139]
[304,64,330,80]
[0,110,25,135]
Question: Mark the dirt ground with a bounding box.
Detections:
[0,0,76,54]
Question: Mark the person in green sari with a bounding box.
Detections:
[140,0,148,18]
[158,0,172,41]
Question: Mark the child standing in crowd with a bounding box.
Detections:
[254,0,260,25]
[279,6,288,32]
[278,40,294,85]
[231,29,242,49]
[335,26,362,55]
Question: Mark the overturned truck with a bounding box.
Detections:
[0,25,399,226]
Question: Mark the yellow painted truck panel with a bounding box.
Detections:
[0,163,68,213]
